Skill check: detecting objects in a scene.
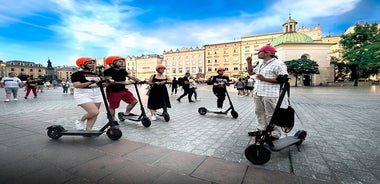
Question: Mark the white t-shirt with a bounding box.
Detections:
[1,77,21,88]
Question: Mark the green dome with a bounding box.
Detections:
[271,32,313,46]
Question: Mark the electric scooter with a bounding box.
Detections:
[198,82,238,119]
[118,82,151,127]
[244,75,307,165]
[47,80,123,140]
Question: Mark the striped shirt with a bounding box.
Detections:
[0,77,21,88]
[253,58,288,97]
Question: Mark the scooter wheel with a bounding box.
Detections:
[231,110,238,119]
[118,112,125,122]
[141,116,151,127]
[245,145,271,165]
[198,107,207,115]
[106,128,122,140]
[163,112,170,122]
[47,127,63,139]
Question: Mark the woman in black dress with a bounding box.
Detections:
[147,64,172,121]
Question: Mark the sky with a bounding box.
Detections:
[0,0,379,67]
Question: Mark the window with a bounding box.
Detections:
[214,59,218,63]
[21,68,24,72]
[208,59,211,63]
[30,69,33,72]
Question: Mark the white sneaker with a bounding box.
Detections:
[151,115,157,121]
[75,120,85,130]
[13,98,18,101]
[216,108,223,112]
[4,99,10,102]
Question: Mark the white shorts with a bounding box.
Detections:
[74,88,103,105]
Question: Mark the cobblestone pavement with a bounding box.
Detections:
[0,84,379,184]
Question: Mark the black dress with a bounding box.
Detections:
[147,76,171,110]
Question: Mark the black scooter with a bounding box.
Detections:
[118,82,151,127]
[47,80,123,140]
[198,83,238,119]
[244,75,307,165]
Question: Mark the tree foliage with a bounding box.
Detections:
[339,23,380,86]
[284,56,320,86]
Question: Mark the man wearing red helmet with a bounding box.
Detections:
[103,56,141,120]
[246,45,288,139]
[212,66,230,112]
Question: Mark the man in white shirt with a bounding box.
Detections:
[246,45,288,139]
[0,72,23,102]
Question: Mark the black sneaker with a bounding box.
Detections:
[248,131,257,136]
[177,98,181,102]
[189,100,195,102]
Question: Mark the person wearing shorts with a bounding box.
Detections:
[71,57,101,130]
[0,72,23,102]
[104,56,141,119]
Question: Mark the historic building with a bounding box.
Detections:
[269,16,335,86]
[55,66,77,81]
[4,60,45,80]
[163,47,204,79]
[203,42,241,79]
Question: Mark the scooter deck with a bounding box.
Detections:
[61,130,103,136]
[269,136,302,151]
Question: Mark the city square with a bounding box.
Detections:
[0,83,379,183]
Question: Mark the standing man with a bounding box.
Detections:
[104,56,141,119]
[0,72,23,102]
[171,77,178,95]
[246,45,288,139]
[176,72,194,103]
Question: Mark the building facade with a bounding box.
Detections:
[4,60,46,80]
[163,47,204,79]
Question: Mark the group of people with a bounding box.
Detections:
[234,77,255,97]
[1,45,288,140]
[0,73,50,101]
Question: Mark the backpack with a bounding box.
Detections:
[178,77,184,86]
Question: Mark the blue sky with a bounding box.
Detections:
[0,0,378,67]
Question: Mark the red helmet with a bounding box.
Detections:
[156,64,166,70]
[255,45,277,54]
[105,56,124,65]
[216,66,225,72]
[76,57,95,67]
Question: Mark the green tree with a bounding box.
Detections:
[284,56,320,87]
[339,23,380,86]
[330,56,350,81]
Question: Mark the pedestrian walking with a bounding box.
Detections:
[176,72,194,103]
[189,76,198,101]
[0,72,23,102]
[171,77,178,95]
[246,45,288,139]
[24,77,38,99]
[234,78,245,97]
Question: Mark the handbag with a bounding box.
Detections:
[270,83,295,132]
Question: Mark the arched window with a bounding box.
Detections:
[301,54,310,59]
